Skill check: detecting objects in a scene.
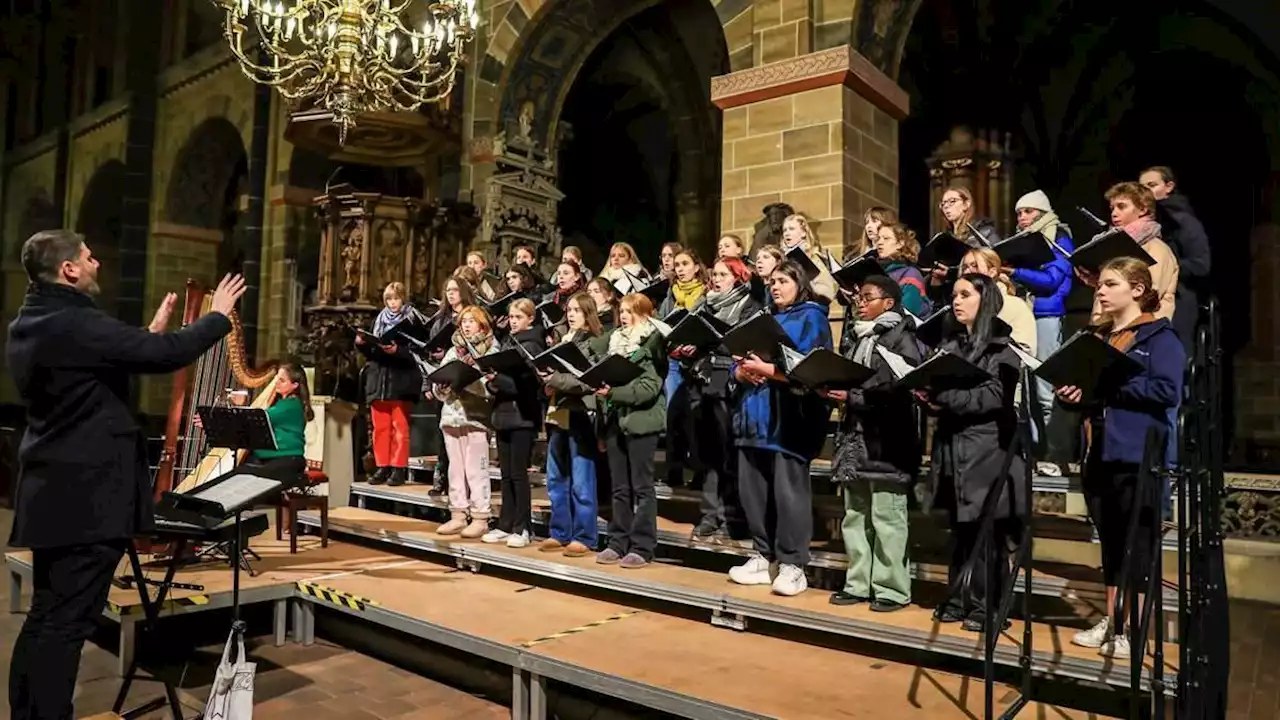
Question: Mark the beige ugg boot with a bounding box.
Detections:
[460,517,489,539]
[437,511,468,535]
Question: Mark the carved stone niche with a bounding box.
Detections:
[483,130,566,277]
[926,126,1017,238]
[301,187,427,397]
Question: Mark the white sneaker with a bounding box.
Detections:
[728,554,773,586]
[772,564,808,597]
[506,531,531,548]
[1036,462,1063,477]
[1072,617,1111,648]
[481,529,510,544]
[1100,635,1131,659]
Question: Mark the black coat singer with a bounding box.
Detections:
[6,282,233,549]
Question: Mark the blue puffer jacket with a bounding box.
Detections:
[732,301,833,462]
[1086,317,1185,465]
[1010,226,1075,318]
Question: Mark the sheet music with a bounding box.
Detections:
[191,473,283,512]
[554,354,584,378]
[779,345,807,373]
[650,317,674,337]
[875,345,915,380]
[1009,343,1042,370]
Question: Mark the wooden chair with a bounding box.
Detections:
[275,461,330,554]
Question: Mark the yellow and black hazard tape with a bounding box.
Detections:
[519,610,642,648]
[109,594,210,617]
[295,581,379,612]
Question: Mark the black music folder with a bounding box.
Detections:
[417,320,456,354]
[631,275,671,305]
[1031,330,1144,404]
[357,317,429,347]
[993,230,1056,269]
[532,341,592,374]
[426,360,483,390]
[720,311,795,364]
[474,347,529,375]
[578,354,646,389]
[663,308,690,327]
[484,291,521,319]
[913,306,951,349]
[778,346,875,390]
[1069,228,1157,272]
[1076,206,1109,231]
[829,253,885,291]
[896,350,992,391]
[537,299,566,326]
[665,311,730,350]
[785,245,823,281]
[918,231,970,270]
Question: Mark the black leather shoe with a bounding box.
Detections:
[870,599,908,613]
[388,467,407,487]
[933,606,965,623]
[962,615,1012,633]
[829,591,869,606]
[368,467,390,486]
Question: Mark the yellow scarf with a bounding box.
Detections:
[671,278,705,309]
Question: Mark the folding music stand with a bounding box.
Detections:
[112,408,281,720]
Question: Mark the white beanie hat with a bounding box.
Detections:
[1015,190,1053,214]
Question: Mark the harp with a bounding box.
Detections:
[153,281,279,501]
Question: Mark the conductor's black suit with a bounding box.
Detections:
[6,282,232,720]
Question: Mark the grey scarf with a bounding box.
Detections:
[851,311,903,366]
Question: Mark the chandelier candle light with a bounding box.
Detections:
[216,0,478,144]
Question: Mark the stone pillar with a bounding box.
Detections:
[712,45,909,262]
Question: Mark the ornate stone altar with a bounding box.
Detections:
[482,115,565,277]
[926,127,1016,238]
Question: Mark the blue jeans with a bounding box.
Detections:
[1032,315,1064,464]
[546,412,598,546]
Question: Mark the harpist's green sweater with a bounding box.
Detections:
[256,395,306,459]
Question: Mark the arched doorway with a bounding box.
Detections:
[164,116,249,277]
[75,160,126,316]
[497,0,729,270]
[890,0,1280,465]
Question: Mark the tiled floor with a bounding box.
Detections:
[0,510,506,720]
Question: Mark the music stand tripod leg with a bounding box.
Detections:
[112,540,189,720]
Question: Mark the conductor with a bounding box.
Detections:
[6,229,246,720]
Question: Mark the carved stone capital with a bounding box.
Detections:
[710,45,910,120]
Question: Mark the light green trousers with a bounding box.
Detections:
[840,482,911,604]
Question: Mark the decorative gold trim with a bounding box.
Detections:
[710,45,910,120]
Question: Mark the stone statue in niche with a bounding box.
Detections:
[517,101,535,144]
[376,219,406,288]
[750,201,795,254]
[339,219,363,300]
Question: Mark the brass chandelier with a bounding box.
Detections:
[216,0,478,144]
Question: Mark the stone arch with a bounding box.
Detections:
[491,0,732,152]
[164,116,248,230]
[13,192,59,266]
[851,0,925,80]
[491,0,730,263]
[74,160,126,316]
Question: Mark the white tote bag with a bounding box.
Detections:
[203,630,256,720]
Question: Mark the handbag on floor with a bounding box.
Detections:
[203,629,256,719]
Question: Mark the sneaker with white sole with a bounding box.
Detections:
[772,564,808,596]
[1036,462,1063,477]
[1072,617,1111,648]
[728,554,774,585]
[506,531,531,548]
[1099,635,1131,659]
[481,529,511,544]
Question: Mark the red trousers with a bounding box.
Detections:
[370,400,411,468]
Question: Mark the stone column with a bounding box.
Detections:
[712,45,909,261]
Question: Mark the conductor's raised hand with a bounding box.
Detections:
[148,292,178,333]
[209,274,247,317]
